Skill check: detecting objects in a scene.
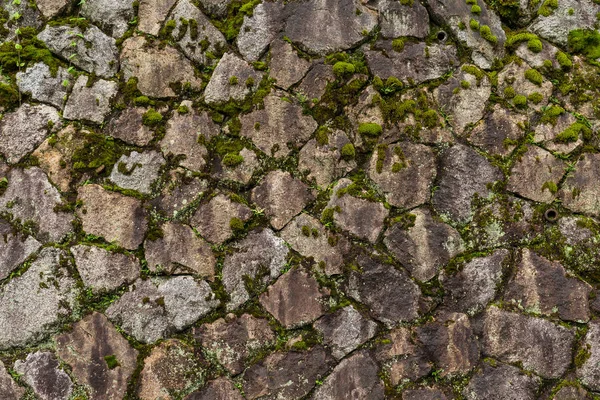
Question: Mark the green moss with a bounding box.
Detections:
[142,108,163,127]
[340,143,355,160]
[177,104,189,114]
[315,126,330,146]
[229,217,245,234]
[358,122,383,137]
[527,38,543,53]
[460,80,471,89]
[212,0,261,41]
[0,28,62,76]
[222,153,244,167]
[458,21,466,30]
[0,83,19,110]
[513,94,527,108]
[229,75,238,85]
[542,180,558,194]
[469,18,480,30]
[471,4,482,14]
[392,37,406,52]
[556,51,572,68]
[390,213,416,229]
[461,65,485,84]
[527,92,543,104]
[538,0,558,16]
[391,162,405,172]
[421,109,439,128]
[480,25,498,44]
[133,95,150,106]
[301,225,311,236]
[540,105,565,125]
[556,122,590,143]
[504,86,516,98]
[71,133,126,176]
[399,0,414,5]
[104,355,120,369]
[505,32,539,49]
[332,61,356,78]
[575,345,591,367]
[568,29,600,60]
[524,68,543,86]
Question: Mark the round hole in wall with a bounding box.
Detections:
[437,31,447,41]
[544,208,559,222]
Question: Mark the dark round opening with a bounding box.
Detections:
[544,208,559,222]
[437,31,447,41]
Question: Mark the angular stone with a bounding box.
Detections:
[311,351,384,400]
[468,105,527,157]
[269,39,311,89]
[137,0,176,35]
[440,249,509,316]
[0,167,73,243]
[63,76,118,124]
[56,312,138,400]
[251,170,315,230]
[433,68,492,134]
[416,312,479,377]
[482,306,575,378]
[81,0,135,38]
[138,340,204,400]
[0,220,41,280]
[315,306,377,359]
[507,145,566,203]
[195,313,275,375]
[463,362,540,400]
[368,142,436,209]
[237,1,285,62]
[325,179,389,243]
[403,388,448,400]
[375,327,431,385]
[296,63,335,103]
[166,0,227,65]
[425,0,506,68]
[243,346,334,400]
[120,36,203,98]
[106,277,219,343]
[212,147,260,184]
[222,229,289,310]
[36,0,69,18]
[259,268,327,328]
[0,103,61,164]
[284,0,378,56]
[153,173,209,218]
[240,93,317,157]
[530,0,600,47]
[505,249,591,322]
[577,321,600,391]
[71,244,139,292]
[376,0,430,39]
[365,42,458,84]
[497,62,553,112]
[161,106,220,172]
[515,39,561,69]
[280,213,349,276]
[552,384,592,400]
[2,0,43,35]
[384,208,464,282]
[107,107,155,146]
[77,184,147,250]
[203,52,261,105]
[185,378,244,400]
[145,222,215,277]
[197,0,232,18]
[433,144,503,223]
[346,255,425,327]
[38,25,119,78]
[298,131,356,188]
[16,63,70,109]
[534,111,581,154]
[14,351,73,400]
[559,153,600,216]
[191,194,252,244]
[109,150,165,195]
[0,248,77,349]
[0,360,24,400]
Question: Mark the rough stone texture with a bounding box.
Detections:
[0,220,41,280]
[311,351,384,400]
[482,306,575,378]
[56,312,138,400]
[222,229,289,310]
[505,249,591,322]
[14,351,73,400]
[384,208,463,282]
[497,62,553,112]
[36,0,68,18]
[107,108,155,146]
[243,345,334,399]
[440,249,509,315]
[403,388,448,400]
[259,268,327,328]
[463,362,540,400]
[204,52,261,105]
[314,306,377,359]
[138,339,203,400]
[530,0,600,47]
[280,213,349,276]
[0,103,61,164]
[185,378,244,400]
[0,248,77,349]
[195,314,275,375]
[145,222,215,277]
[507,145,566,203]
[346,255,425,327]
[191,194,253,244]
[120,36,203,98]
[71,244,139,292]
[161,106,220,172]
[270,39,311,89]
[367,142,436,209]
[138,0,178,35]
[326,179,389,243]
[375,0,430,39]
[296,63,335,102]
[63,76,118,124]
[109,150,165,194]
[240,93,318,157]
[16,63,70,109]
[577,321,600,391]
[153,173,209,218]
[106,277,219,343]
[559,153,600,216]
[38,25,119,78]
[77,184,147,250]
[81,0,135,38]
[237,1,286,62]
[284,0,378,56]
[433,144,503,223]
[0,360,24,400]
[0,167,73,243]
[534,111,581,154]
[468,105,527,157]
[365,41,458,84]
[251,170,315,230]
[212,147,260,184]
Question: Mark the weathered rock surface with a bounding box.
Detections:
[559,153,600,216]
[212,147,260,184]
[530,0,600,47]
[204,52,261,105]
[375,327,432,385]
[16,63,69,109]
[186,378,244,400]
[14,351,73,400]
[63,76,118,124]
[577,321,600,391]
[77,184,147,249]
[315,306,377,359]
[81,0,136,38]
[191,194,252,244]
[498,62,553,112]
[107,107,155,146]
[269,39,311,89]
[403,387,448,400]
[237,1,286,62]
[109,150,165,195]
[0,220,41,280]
[463,362,540,400]
[56,312,138,400]
[468,105,527,157]
[138,0,178,35]
[0,360,24,400]
[375,0,430,39]
[71,244,139,292]
[36,0,68,18]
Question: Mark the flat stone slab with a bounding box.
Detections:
[191,193,252,244]
[14,351,73,400]
[0,220,41,280]
[559,153,600,216]
[71,244,139,292]
[63,75,118,124]
[16,62,70,109]
[463,362,540,400]
[109,150,165,195]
